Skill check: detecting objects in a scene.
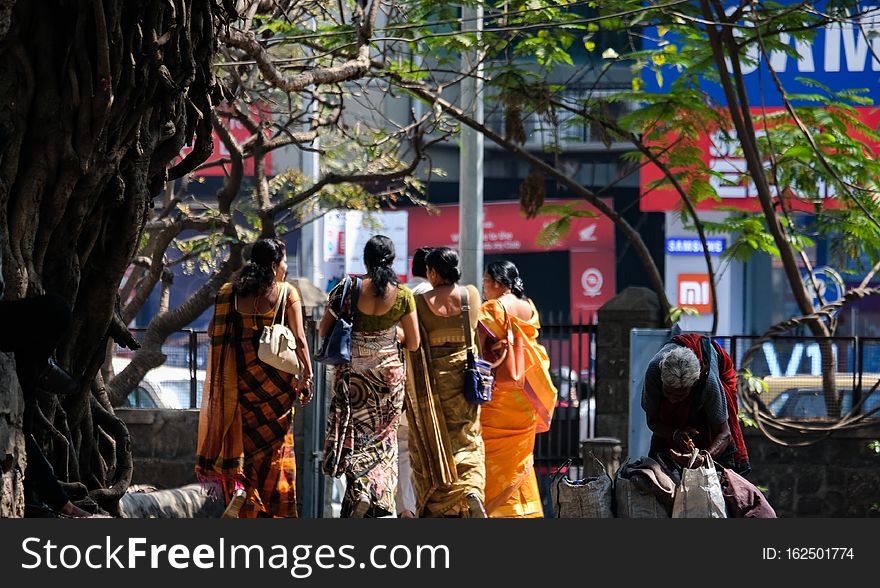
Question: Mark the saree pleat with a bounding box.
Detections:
[479,299,557,518]
[324,326,405,517]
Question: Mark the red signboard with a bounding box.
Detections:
[407,199,614,252]
[180,108,272,177]
[640,106,880,212]
[569,249,616,317]
[407,200,616,321]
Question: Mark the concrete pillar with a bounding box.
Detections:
[581,437,622,479]
[596,287,663,459]
[458,4,484,287]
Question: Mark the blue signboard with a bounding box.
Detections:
[643,2,880,106]
[665,237,726,256]
[800,266,845,307]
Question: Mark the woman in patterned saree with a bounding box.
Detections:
[405,247,487,517]
[479,261,557,518]
[320,235,420,517]
[195,238,313,518]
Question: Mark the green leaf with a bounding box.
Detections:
[536,218,571,248]
[667,305,700,323]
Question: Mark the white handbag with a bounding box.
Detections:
[257,283,302,376]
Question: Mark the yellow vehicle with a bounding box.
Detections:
[760,373,880,418]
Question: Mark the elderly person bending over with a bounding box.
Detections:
[641,332,751,476]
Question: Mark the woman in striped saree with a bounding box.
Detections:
[320,235,420,518]
[196,238,313,518]
[479,261,557,518]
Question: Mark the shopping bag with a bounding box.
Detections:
[672,450,727,518]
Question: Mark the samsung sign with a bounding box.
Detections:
[666,237,726,256]
[644,2,880,106]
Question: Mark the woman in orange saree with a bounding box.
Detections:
[479,261,557,518]
[195,238,313,518]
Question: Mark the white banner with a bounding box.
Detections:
[343,211,409,279]
[318,211,347,292]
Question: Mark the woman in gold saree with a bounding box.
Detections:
[195,238,313,518]
[479,261,557,518]
[405,247,487,517]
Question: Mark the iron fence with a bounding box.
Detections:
[713,335,880,419]
[113,323,880,516]
[111,329,209,410]
[534,316,598,515]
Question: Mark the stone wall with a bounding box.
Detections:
[118,406,307,508]
[595,287,664,459]
[744,426,880,517]
[117,408,201,488]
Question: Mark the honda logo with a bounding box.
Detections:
[578,224,598,242]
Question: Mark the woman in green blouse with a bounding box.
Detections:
[319,235,420,517]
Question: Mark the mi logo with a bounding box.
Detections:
[677,273,712,314]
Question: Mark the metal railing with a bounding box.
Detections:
[534,317,598,515]
[111,329,209,410]
[713,335,880,419]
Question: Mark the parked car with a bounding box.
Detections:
[762,373,880,403]
[112,357,205,409]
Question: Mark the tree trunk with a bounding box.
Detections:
[0,0,228,516]
[701,1,839,417]
[0,353,25,518]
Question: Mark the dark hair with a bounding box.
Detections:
[233,238,286,297]
[363,235,398,298]
[411,247,432,279]
[425,247,461,284]
[485,260,525,298]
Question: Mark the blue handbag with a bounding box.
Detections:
[315,276,361,365]
[460,287,494,404]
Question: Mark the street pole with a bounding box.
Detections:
[299,146,322,289]
[299,17,326,516]
[459,4,484,288]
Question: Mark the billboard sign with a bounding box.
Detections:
[643,2,880,107]
[179,106,272,177]
[666,237,726,256]
[640,2,880,211]
[406,200,614,252]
